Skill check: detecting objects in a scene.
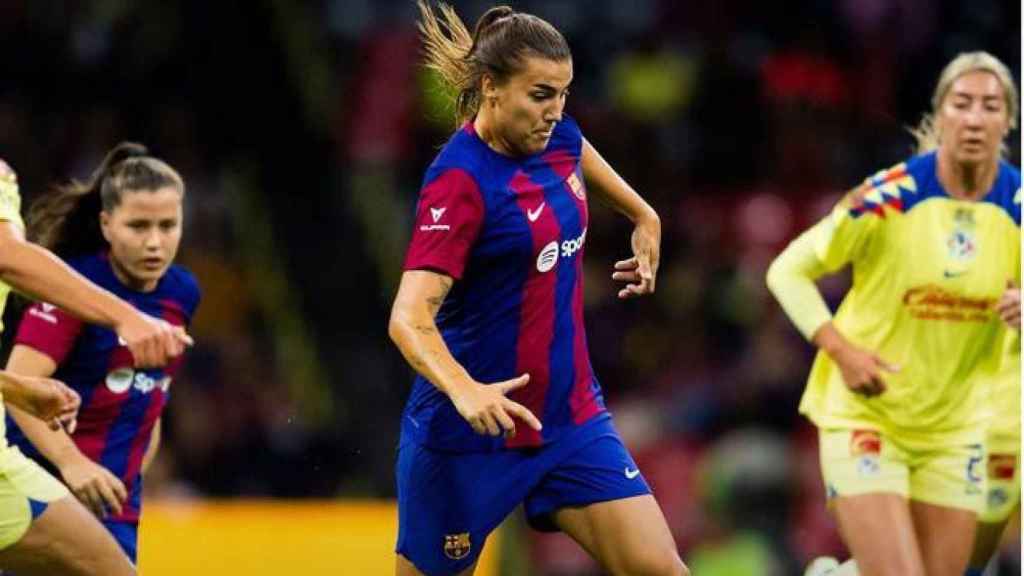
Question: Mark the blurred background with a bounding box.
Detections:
[0,0,1019,574]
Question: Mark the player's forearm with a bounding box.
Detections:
[6,403,81,469]
[389,307,474,398]
[0,232,135,330]
[766,226,833,340]
[580,139,659,226]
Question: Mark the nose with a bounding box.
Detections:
[544,99,564,124]
[964,105,984,128]
[143,229,162,251]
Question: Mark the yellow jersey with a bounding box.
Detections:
[988,327,1021,442]
[768,152,1021,444]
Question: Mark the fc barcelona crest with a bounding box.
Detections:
[567,172,585,200]
[443,532,471,560]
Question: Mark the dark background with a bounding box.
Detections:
[0,1,1019,573]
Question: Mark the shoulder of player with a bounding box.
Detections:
[840,155,924,217]
[66,252,110,279]
[161,265,201,304]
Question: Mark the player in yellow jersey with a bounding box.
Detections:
[767,51,1020,576]
[0,157,190,575]
[967,287,1019,576]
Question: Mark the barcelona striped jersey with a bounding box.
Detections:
[9,252,200,522]
[402,115,607,452]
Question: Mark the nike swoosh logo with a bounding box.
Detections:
[624,467,640,479]
[527,202,545,222]
[943,270,967,278]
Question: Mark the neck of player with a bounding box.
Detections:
[473,110,517,157]
[937,152,999,201]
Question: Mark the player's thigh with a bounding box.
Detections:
[554,494,687,576]
[395,441,533,576]
[906,441,984,576]
[968,518,1011,569]
[0,496,134,576]
[908,500,976,576]
[832,493,925,576]
[396,553,477,576]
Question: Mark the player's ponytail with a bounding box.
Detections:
[416,1,570,126]
[910,51,1018,157]
[26,142,184,259]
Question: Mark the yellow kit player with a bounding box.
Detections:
[768,51,1020,576]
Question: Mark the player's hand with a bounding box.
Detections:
[832,344,900,397]
[613,216,660,299]
[116,311,193,368]
[996,281,1021,330]
[2,374,80,432]
[448,374,542,438]
[58,454,127,518]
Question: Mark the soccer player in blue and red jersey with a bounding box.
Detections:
[3,142,199,567]
[388,3,687,576]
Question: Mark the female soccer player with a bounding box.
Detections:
[3,142,199,567]
[388,3,687,575]
[0,155,189,575]
[768,51,1020,576]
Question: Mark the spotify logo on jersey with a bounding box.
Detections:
[537,241,559,272]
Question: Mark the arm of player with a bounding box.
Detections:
[580,138,661,299]
[766,222,898,396]
[5,345,127,517]
[0,222,191,368]
[388,270,542,437]
[141,418,161,475]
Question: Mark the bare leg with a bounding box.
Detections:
[553,495,688,576]
[395,553,477,576]
[0,496,134,576]
[968,518,1012,570]
[833,494,925,576]
[909,499,976,576]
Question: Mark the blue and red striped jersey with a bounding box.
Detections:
[402,115,607,452]
[9,252,200,522]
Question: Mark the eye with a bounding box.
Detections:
[128,222,147,230]
[160,221,177,231]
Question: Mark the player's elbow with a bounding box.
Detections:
[388,302,418,348]
[764,254,787,299]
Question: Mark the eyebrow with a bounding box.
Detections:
[532,82,570,92]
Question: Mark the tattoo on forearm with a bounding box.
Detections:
[425,276,453,315]
[414,324,437,336]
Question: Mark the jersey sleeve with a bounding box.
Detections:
[0,160,24,230]
[403,168,485,280]
[767,187,881,340]
[14,303,84,364]
[811,184,881,271]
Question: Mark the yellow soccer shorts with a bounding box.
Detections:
[0,446,69,550]
[818,428,984,514]
[979,433,1021,524]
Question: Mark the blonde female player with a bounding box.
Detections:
[0,158,189,575]
[768,51,1020,576]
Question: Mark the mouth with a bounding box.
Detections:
[140,258,165,270]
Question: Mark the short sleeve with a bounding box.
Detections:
[0,160,23,230]
[403,168,485,280]
[812,184,882,272]
[14,302,84,364]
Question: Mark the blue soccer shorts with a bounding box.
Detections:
[395,415,651,575]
